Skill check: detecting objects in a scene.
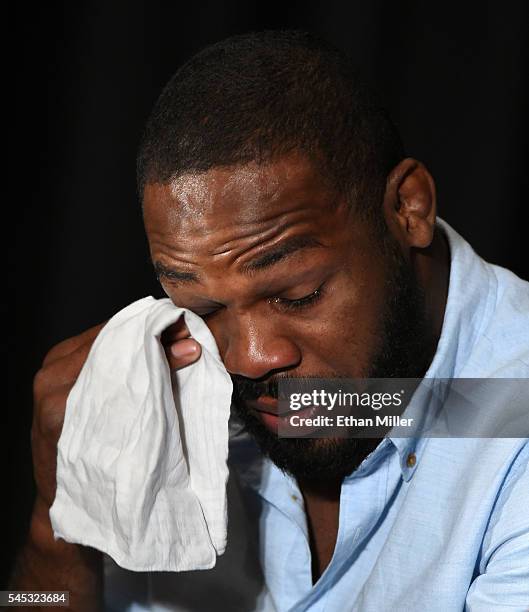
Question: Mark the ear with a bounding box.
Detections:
[382,158,437,250]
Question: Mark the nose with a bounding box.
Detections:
[213,312,301,380]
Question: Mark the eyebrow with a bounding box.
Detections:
[153,235,323,284]
[154,261,199,283]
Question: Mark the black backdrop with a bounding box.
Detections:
[9,0,527,583]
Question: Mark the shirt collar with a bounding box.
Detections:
[420,217,495,380]
[387,217,494,480]
[230,218,494,489]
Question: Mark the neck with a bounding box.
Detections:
[297,475,343,499]
[297,476,342,583]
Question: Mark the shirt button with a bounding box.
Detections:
[406,452,417,468]
[291,494,299,502]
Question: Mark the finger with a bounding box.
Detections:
[165,338,202,371]
[161,317,191,346]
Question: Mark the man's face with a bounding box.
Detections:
[143,153,430,481]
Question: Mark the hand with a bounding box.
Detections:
[32,315,202,510]
[161,315,202,370]
[13,315,202,602]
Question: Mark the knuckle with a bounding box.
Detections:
[34,388,68,439]
[32,367,50,399]
[42,340,70,367]
[41,321,106,368]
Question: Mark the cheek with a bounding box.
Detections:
[293,271,388,376]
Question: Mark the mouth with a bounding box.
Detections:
[245,396,284,424]
[246,395,322,434]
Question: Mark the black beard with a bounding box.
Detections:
[231,243,435,484]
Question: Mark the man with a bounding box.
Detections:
[12,31,529,611]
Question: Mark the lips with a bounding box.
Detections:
[247,395,286,417]
[246,395,324,435]
[243,396,289,433]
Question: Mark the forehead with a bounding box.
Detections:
[142,154,343,242]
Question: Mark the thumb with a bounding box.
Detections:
[165,337,202,371]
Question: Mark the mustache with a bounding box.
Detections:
[232,375,282,400]
[231,373,345,401]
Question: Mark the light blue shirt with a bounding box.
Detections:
[104,219,529,611]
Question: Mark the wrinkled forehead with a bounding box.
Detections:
[142,154,343,238]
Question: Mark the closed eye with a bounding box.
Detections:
[269,284,325,311]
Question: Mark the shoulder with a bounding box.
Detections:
[435,219,529,378]
[463,262,529,377]
[486,264,529,357]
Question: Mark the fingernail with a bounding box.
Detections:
[171,339,198,358]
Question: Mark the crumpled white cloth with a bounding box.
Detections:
[49,296,233,572]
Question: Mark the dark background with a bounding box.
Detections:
[9,0,527,583]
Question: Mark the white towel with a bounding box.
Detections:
[49,296,233,572]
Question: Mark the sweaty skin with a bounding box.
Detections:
[143,152,449,581]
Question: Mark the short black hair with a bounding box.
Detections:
[137,30,404,221]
